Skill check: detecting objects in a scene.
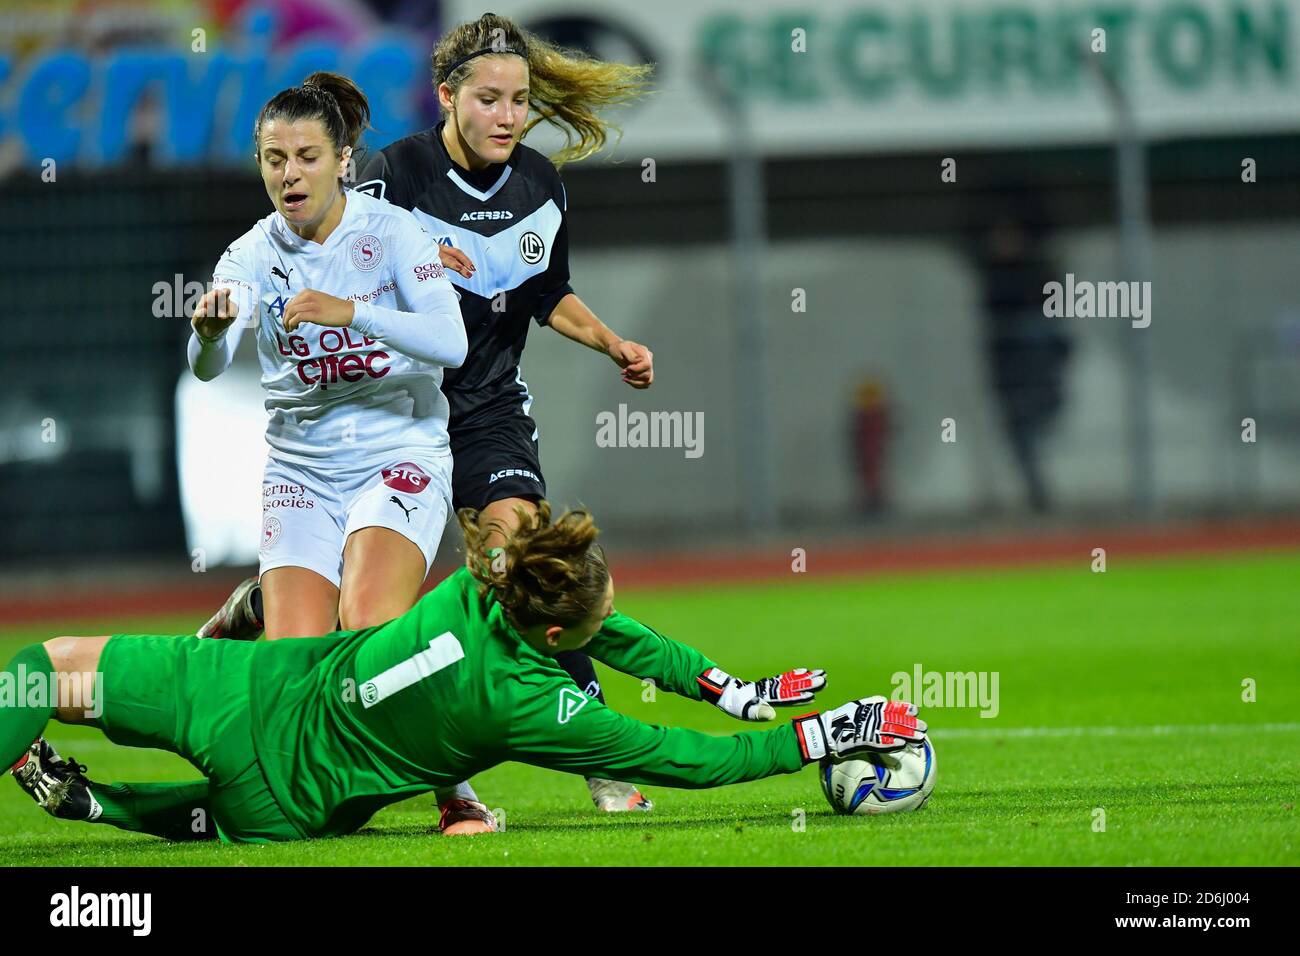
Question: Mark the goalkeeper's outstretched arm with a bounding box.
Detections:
[504,669,804,788]
[584,611,828,722]
[503,670,928,790]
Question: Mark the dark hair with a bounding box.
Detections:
[433,12,653,166]
[253,71,371,158]
[458,500,610,631]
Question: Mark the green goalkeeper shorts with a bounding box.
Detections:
[97,634,303,844]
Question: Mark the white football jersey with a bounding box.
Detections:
[197,188,464,466]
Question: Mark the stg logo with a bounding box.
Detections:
[382,462,431,494]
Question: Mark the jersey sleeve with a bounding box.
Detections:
[353,146,403,207]
[188,242,256,381]
[583,612,718,701]
[348,211,467,368]
[532,172,574,326]
[504,670,804,788]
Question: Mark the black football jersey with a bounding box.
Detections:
[354,122,574,431]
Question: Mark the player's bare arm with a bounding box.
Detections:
[547,293,654,388]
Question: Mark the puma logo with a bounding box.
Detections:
[271,266,293,286]
[389,496,417,522]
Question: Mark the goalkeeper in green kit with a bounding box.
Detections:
[2,504,927,844]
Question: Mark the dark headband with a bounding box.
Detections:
[440,45,528,82]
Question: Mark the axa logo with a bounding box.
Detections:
[557,686,588,724]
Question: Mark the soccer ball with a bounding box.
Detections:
[819,739,937,815]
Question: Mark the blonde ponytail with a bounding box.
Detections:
[433,12,654,166]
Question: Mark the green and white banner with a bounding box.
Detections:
[457,0,1300,158]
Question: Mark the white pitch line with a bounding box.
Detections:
[935,722,1300,739]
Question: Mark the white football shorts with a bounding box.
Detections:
[258,453,453,588]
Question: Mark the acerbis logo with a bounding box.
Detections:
[460,210,513,221]
[557,687,588,724]
[488,468,540,483]
[354,179,386,200]
[519,231,545,264]
[351,234,384,271]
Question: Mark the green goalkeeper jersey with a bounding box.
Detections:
[247,566,805,838]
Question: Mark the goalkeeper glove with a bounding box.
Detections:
[697,666,827,721]
[791,696,927,762]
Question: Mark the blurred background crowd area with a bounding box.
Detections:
[2,0,1299,578]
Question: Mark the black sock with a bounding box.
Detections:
[554,650,603,703]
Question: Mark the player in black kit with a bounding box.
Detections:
[354,14,658,820]
[198,13,659,828]
[355,13,660,821]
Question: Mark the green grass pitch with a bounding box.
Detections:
[1,551,1297,866]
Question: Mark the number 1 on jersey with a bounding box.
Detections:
[358,631,463,709]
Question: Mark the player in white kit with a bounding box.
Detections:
[188,72,466,643]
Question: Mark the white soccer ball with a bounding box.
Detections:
[818,738,937,815]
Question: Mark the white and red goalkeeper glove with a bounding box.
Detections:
[697,666,827,722]
[792,697,927,763]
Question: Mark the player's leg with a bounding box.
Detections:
[14,743,217,841]
[261,567,339,639]
[476,494,538,550]
[337,528,426,629]
[199,458,343,641]
[337,455,453,628]
[259,459,347,639]
[199,568,336,641]
[0,636,101,768]
[5,635,215,839]
[84,633,296,842]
